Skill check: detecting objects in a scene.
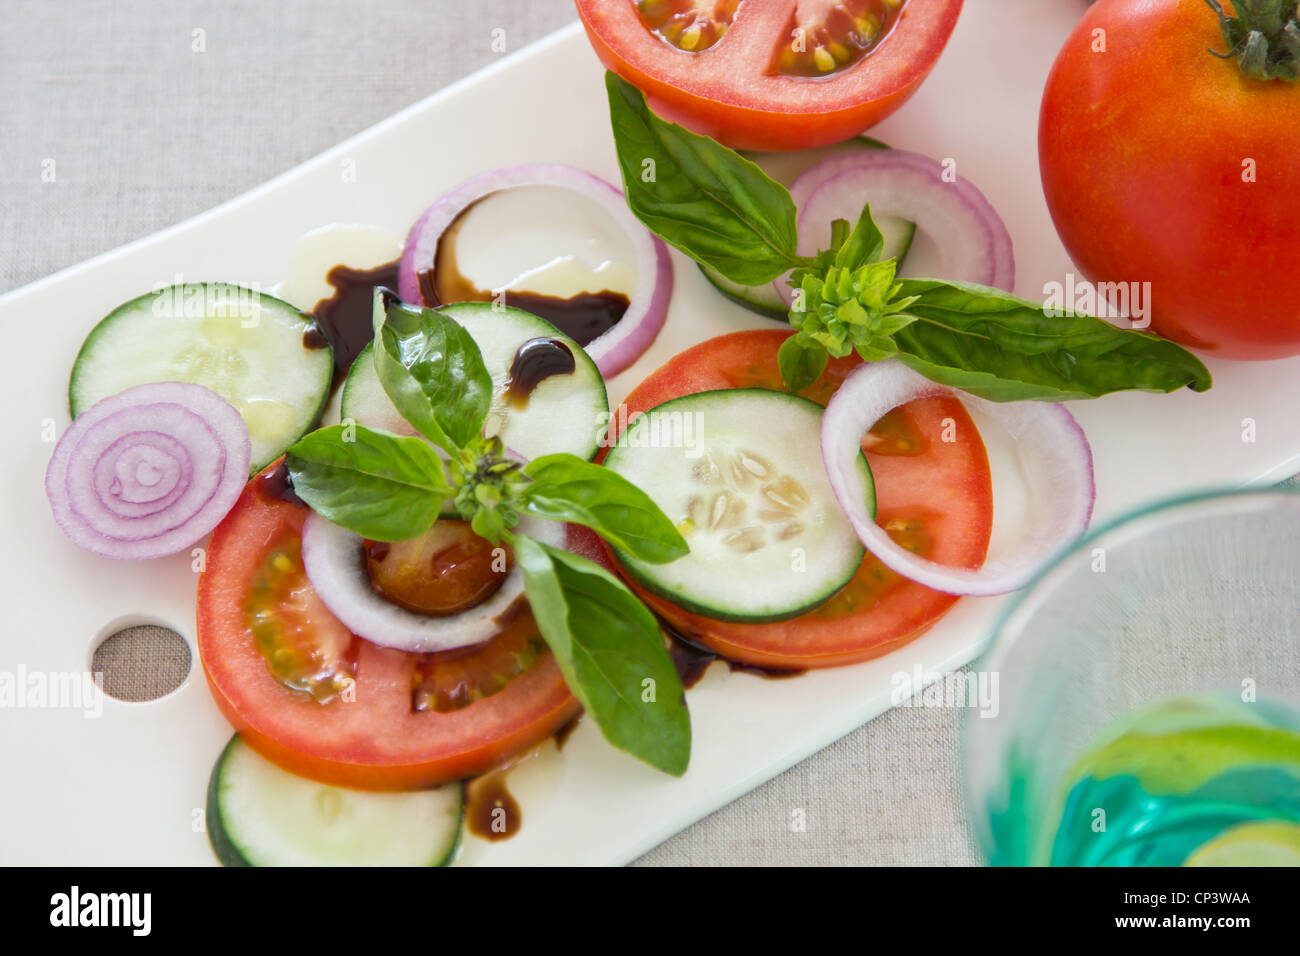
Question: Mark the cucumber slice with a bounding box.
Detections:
[342,301,609,461]
[700,136,917,320]
[69,283,332,474]
[206,736,463,867]
[697,267,790,320]
[604,388,873,622]
[878,217,918,263]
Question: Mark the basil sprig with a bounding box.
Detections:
[606,73,1212,400]
[286,294,691,776]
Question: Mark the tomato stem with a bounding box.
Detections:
[1205,0,1300,81]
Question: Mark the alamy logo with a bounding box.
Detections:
[0,666,103,717]
[1042,274,1152,329]
[889,665,999,717]
[597,404,704,458]
[49,886,151,936]
[149,277,260,326]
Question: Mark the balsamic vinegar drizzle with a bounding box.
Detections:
[300,188,635,413]
[489,288,629,347]
[463,711,583,844]
[504,337,576,408]
[466,771,523,842]
[302,259,402,384]
[662,621,807,688]
[417,268,630,347]
[419,198,630,346]
[256,460,304,507]
[553,713,583,750]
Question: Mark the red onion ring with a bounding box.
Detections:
[821,361,1094,597]
[301,511,565,654]
[777,148,1015,305]
[399,163,673,377]
[46,382,250,559]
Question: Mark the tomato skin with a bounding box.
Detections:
[576,0,964,151]
[1039,0,1300,360]
[604,330,992,669]
[197,467,579,791]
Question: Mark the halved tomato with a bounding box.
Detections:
[196,465,578,791]
[576,0,964,151]
[604,329,992,668]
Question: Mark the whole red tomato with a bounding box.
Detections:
[576,0,963,151]
[1040,0,1300,360]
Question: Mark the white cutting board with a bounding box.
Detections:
[3,1,1298,866]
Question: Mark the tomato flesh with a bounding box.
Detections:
[775,0,907,77]
[606,330,992,669]
[577,0,963,151]
[245,534,358,704]
[364,520,511,616]
[636,0,739,53]
[197,466,578,790]
[410,608,546,713]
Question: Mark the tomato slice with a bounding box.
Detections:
[577,0,964,151]
[196,466,578,790]
[605,329,992,668]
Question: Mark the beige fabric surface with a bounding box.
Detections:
[4,0,1285,868]
[92,625,192,703]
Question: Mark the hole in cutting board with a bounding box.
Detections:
[90,624,191,702]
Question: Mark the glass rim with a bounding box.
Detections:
[969,484,1300,682]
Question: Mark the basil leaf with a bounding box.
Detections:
[834,202,886,271]
[470,505,507,545]
[513,535,690,776]
[522,453,688,564]
[891,279,1213,401]
[606,72,802,286]
[286,424,451,541]
[777,332,829,394]
[372,291,493,454]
